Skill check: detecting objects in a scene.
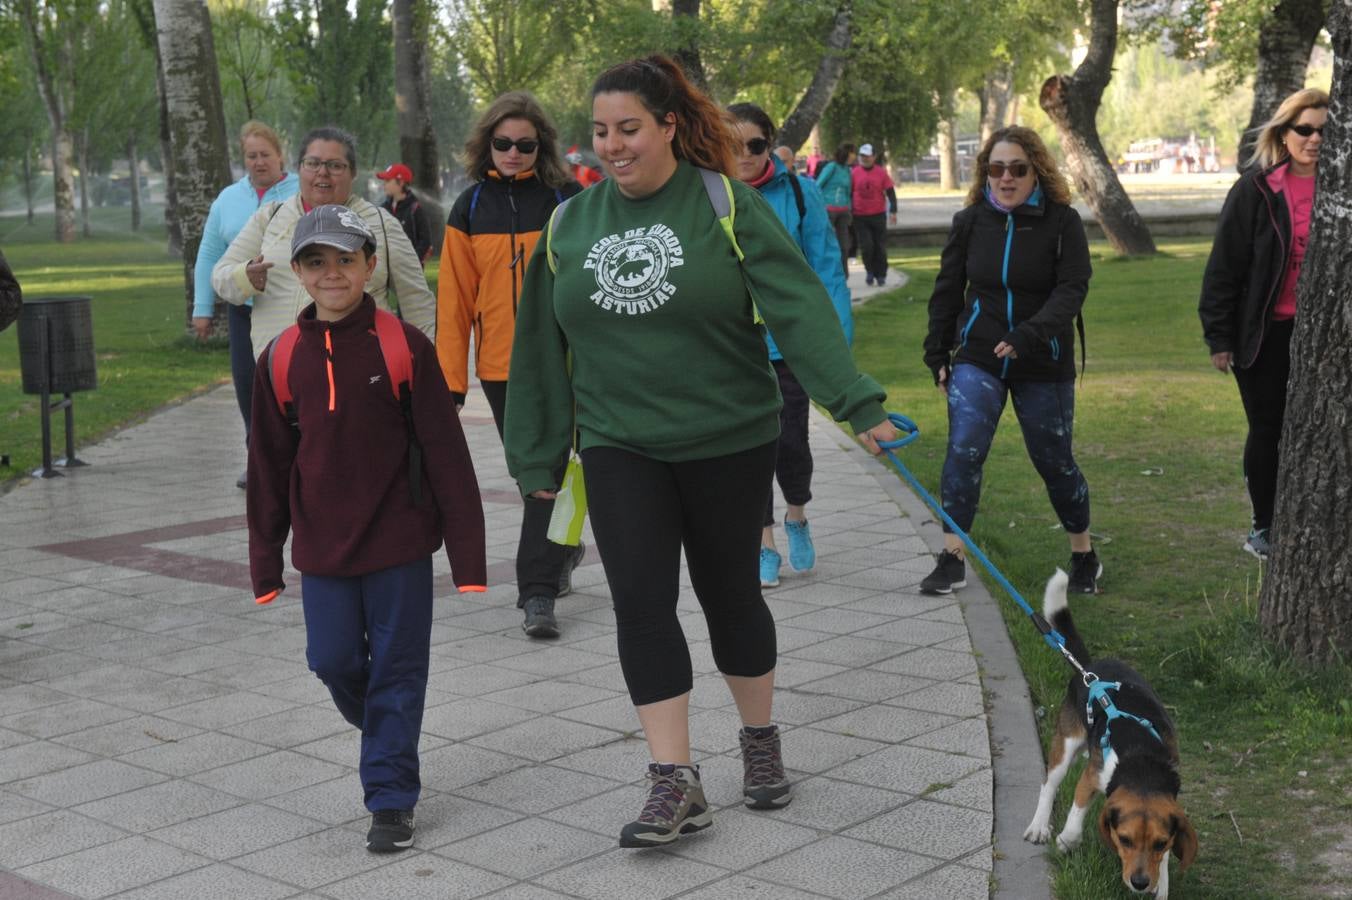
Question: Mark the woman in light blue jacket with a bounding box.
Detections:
[192,121,299,488]
[729,103,854,589]
[814,142,856,279]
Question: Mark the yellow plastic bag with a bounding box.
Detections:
[546,454,587,546]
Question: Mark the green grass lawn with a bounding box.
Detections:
[856,240,1351,899]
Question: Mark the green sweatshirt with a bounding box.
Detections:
[505,160,886,496]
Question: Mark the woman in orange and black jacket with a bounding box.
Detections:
[437,91,582,639]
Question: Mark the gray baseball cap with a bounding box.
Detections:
[290,204,375,261]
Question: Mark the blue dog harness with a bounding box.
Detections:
[1085,677,1164,762]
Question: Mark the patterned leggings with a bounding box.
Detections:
[940,363,1090,535]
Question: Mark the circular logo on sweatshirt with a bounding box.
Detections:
[583,224,685,315]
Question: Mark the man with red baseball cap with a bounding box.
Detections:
[376,163,433,265]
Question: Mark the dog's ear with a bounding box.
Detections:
[1097,802,1118,848]
[1170,811,1198,871]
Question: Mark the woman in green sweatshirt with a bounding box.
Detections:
[504,54,896,849]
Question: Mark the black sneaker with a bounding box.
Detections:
[235,469,247,490]
[521,595,559,639]
[366,808,414,852]
[556,542,586,598]
[740,725,792,809]
[1068,550,1103,594]
[920,550,966,595]
[618,763,712,848]
[1243,528,1270,560]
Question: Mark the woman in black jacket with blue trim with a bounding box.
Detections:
[922,126,1097,596]
[1198,88,1327,561]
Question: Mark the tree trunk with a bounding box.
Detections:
[76,130,91,238]
[22,148,35,225]
[778,0,854,152]
[393,0,443,248]
[980,63,1014,146]
[671,0,709,93]
[152,0,233,328]
[127,134,142,232]
[1260,0,1352,666]
[20,2,77,243]
[937,89,959,190]
[1238,0,1327,171]
[1039,0,1156,256]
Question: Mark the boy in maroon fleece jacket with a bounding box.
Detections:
[247,204,486,853]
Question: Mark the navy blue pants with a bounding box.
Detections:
[941,364,1090,535]
[229,303,254,441]
[301,556,432,813]
[764,360,813,526]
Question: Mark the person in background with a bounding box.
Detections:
[921,125,1098,596]
[565,145,605,187]
[247,205,486,855]
[505,54,896,850]
[772,145,796,172]
[193,121,299,489]
[438,91,583,639]
[1199,87,1328,560]
[814,142,856,279]
[212,125,435,362]
[850,142,897,286]
[728,102,853,590]
[377,163,433,265]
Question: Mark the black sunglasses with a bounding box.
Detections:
[743,137,769,156]
[491,137,539,154]
[1288,124,1324,138]
[988,161,1031,179]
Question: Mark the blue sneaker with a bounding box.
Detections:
[783,520,815,573]
[759,547,781,588]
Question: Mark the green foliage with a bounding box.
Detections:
[66,0,158,171]
[447,0,584,105]
[273,0,396,167]
[210,0,294,151]
[0,13,48,193]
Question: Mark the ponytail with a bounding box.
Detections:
[591,54,739,176]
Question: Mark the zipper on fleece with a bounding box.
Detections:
[961,299,982,347]
[1001,214,1015,379]
[324,327,336,412]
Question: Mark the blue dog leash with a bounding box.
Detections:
[875,412,1092,680]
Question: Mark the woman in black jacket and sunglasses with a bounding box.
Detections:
[1199,87,1328,560]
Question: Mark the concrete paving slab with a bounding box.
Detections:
[0,323,1051,898]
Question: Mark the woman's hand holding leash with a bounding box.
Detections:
[857,419,899,456]
[993,341,1019,359]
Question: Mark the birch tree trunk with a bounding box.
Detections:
[1238,0,1327,172]
[1039,0,1156,255]
[23,147,36,225]
[393,0,443,249]
[778,0,853,152]
[76,129,91,238]
[152,0,232,328]
[19,1,77,243]
[1259,0,1352,666]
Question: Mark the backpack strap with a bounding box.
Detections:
[268,325,302,428]
[787,170,806,222]
[695,167,762,325]
[545,195,576,274]
[371,309,423,506]
[467,183,485,228]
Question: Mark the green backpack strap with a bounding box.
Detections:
[545,195,574,275]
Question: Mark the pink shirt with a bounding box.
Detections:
[1270,169,1315,321]
[851,164,894,217]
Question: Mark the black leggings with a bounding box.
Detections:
[582,441,778,706]
[764,360,812,526]
[1233,318,1292,531]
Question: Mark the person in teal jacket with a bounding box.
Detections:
[814,142,856,278]
[192,121,299,488]
[728,103,853,589]
[504,54,896,851]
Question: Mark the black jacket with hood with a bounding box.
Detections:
[924,186,1092,383]
[1198,161,1296,369]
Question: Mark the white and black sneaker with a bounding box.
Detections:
[1068,550,1103,594]
[920,550,967,595]
[1243,528,1270,560]
[366,809,415,852]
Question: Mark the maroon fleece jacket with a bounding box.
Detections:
[247,294,486,599]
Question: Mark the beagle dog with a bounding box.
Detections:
[1023,570,1197,898]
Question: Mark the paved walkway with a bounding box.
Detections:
[0,324,1048,899]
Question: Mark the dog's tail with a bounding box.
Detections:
[1043,569,1092,664]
